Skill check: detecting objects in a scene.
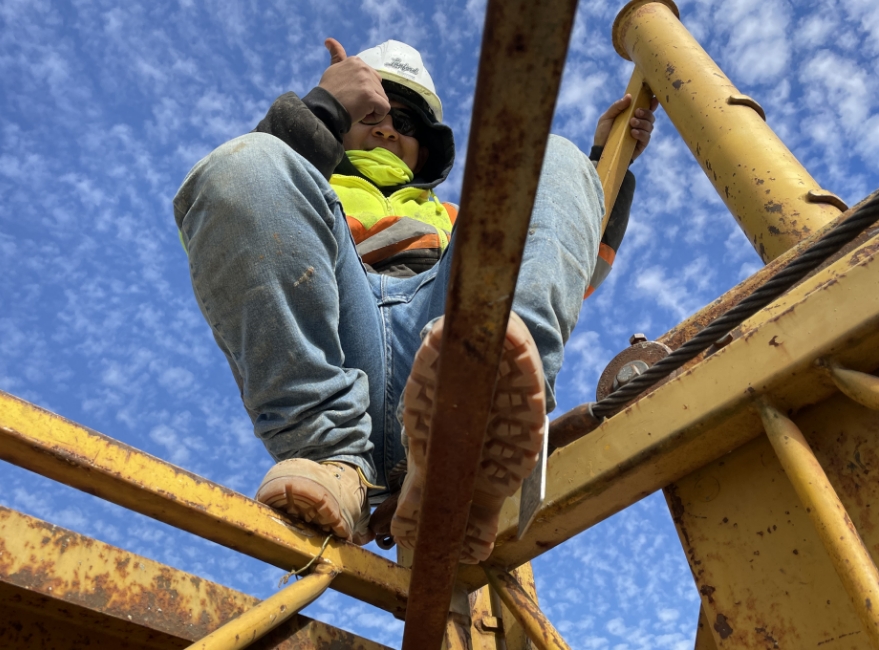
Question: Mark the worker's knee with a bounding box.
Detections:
[181,132,335,220]
[204,132,323,194]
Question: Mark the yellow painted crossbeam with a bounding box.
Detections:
[458,229,879,588]
[0,400,410,616]
[0,506,392,649]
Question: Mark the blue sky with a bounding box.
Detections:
[2,0,879,647]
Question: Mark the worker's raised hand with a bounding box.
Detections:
[318,38,390,126]
[593,94,660,162]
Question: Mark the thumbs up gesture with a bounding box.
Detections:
[318,38,390,126]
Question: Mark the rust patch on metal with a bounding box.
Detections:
[764,201,783,214]
[714,613,734,639]
[1,507,392,648]
[547,401,602,455]
[665,484,691,548]
[817,630,863,646]
[755,626,779,648]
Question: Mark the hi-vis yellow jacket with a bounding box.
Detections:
[330,174,458,277]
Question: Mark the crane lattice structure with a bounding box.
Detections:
[3,1,879,648]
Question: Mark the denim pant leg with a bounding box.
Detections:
[510,134,603,412]
[381,134,603,474]
[173,132,379,482]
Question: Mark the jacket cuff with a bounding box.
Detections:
[303,87,352,141]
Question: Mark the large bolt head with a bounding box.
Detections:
[612,359,649,391]
[629,333,648,346]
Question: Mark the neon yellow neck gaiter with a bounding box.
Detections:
[347,148,414,187]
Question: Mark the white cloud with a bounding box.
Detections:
[715,0,792,84]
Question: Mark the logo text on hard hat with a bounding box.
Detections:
[386,57,420,76]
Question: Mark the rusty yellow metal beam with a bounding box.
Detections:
[657,190,877,355]
[187,564,339,650]
[612,0,843,263]
[759,402,879,646]
[498,563,540,650]
[693,607,719,650]
[441,586,474,650]
[469,563,539,650]
[0,506,391,649]
[469,585,503,650]
[456,226,879,589]
[549,190,879,450]
[401,0,578,646]
[825,361,879,410]
[483,565,571,650]
[667,401,879,648]
[0,399,409,617]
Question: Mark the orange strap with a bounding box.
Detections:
[583,242,617,300]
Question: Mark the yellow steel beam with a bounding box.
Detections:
[657,191,877,354]
[187,564,339,650]
[549,191,879,447]
[612,0,842,262]
[826,361,879,410]
[0,505,391,649]
[469,563,540,650]
[456,227,879,589]
[666,400,879,648]
[0,399,409,616]
[759,402,879,646]
[499,563,541,650]
[469,585,503,650]
[693,607,719,650]
[441,586,474,650]
[483,565,571,650]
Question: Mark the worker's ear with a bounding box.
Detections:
[413,146,429,174]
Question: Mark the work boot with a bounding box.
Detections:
[255,459,373,545]
[391,312,546,564]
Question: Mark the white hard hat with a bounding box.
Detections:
[356,40,443,122]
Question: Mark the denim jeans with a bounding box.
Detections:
[174,132,602,492]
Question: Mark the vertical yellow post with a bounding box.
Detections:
[612,0,844,262]
[758,401,879,647]
[470,563,540,649]
[442,585,474,650]
[470,585,504,650]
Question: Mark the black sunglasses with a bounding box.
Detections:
[362,108,419,137]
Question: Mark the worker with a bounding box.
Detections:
[173,38,656,563]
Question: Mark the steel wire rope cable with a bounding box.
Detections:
[592,193,879,420]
